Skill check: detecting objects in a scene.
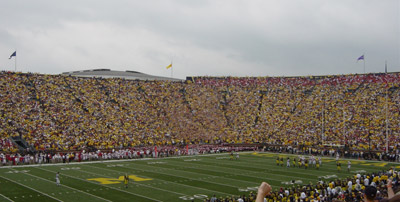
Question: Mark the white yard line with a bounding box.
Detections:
[236,154,381,174]
[75,166,188,197]
[8,168,112,202]
[255,151,400,164]
[82,163,232,196]
[111,161,241,189]
[0,175,63,202]
[36,167,162,202]
[0,194,14,202]
[162,158,285,183]
[136,159,264,185]
[194,157,321,179]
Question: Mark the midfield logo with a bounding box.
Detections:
[87,175,152,184]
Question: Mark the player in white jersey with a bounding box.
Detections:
[311,155,316,167]
[56,172,60,186]
[347,161,351,172]
[286,157,290,168]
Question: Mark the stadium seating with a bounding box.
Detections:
[0,71,399,154]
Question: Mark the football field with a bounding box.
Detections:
[0,152,397,202]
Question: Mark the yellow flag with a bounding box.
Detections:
[166,63,172,69]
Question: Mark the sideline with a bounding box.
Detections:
[1,150,399,169]
[0,152,252,169]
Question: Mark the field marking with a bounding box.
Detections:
[250,152,400,165]
[241,154,384,174]
[36,167,163,202]
[189,154,386,187]
[0,194,14,202]
[140,159,264,185]
[1,151,396,170]
[8,168,112,202]
[83,163,233,196]
[164,158,294,183]
[0,152,249,169]
[74,166,187,197]
[203,154,373,178]
[247,153,379,171]
[198,156,325,179]
[114,161,242,189]
[0,175,63,202]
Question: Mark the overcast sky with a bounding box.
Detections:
[0,0,399,79]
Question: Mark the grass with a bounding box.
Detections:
[0,152,398,202]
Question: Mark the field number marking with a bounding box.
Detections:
[87,175,152,184]
[5,170,29,174]
[184,159,201,162]
[179,194,208,200]
[147,162,166,164]
[238,186,258,192]
[351,170,366,173]
[61,167,81,170]
[106,164,124,167]
[281,180,303,185]
[319,175,337,179]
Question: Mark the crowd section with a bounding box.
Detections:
[0,72,399,154]
[205,168,400,202]
[193,74,400,152]
[1,145,252,166]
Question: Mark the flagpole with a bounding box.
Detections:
[363,53,365,74]
[385,84,388,152]
[171,57,173,78]
[171,63,173,78]
[363,60,365,74]
[15,51,17,72]
[385,61,389,152]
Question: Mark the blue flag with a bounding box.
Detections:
[9,51,16,59]
[357,55,364,61]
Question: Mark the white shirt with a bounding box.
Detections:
[364,178,369,186]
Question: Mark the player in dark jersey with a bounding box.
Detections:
[124,173,129,188]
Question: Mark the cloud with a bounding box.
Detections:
[0,0,398,78]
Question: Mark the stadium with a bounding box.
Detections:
[1,1,400,202]
[1,69,400,202]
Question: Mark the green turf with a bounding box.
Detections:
[0,152,398,202]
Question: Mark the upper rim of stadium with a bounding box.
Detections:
[61,69,184,81]
[45,68,399,82]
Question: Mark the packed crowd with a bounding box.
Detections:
[0,72,399,154]
[207,168,400,202]
[0,145,255,166]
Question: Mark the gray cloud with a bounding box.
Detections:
[0,0,398,79]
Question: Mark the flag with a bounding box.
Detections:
[385,61,387,73]
[166,63,172,69]
[357,55,364,61]
[9,51,16,59]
